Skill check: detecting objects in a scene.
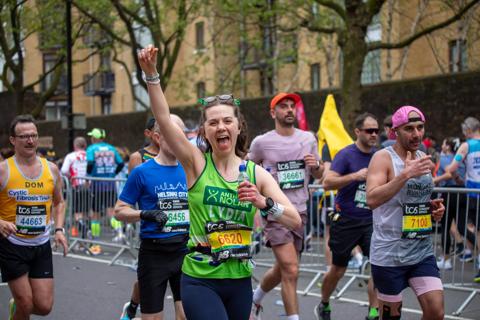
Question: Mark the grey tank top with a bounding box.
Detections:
[370,146,435,266]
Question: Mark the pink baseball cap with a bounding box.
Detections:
[391,106,425,129]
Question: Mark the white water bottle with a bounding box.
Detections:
[238,163,249,183]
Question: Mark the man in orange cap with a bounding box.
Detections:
[248,92,323,320]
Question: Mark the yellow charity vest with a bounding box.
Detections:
[0,156,54,243]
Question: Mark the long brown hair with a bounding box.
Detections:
[197,100,249,158]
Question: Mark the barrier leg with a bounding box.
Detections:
[452,291,477,316]
[302,271,324,296]
[334,275,357,299]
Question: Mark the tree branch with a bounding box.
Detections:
[314,0,346,21]
[71,0,130,46]
[369,0,480,50]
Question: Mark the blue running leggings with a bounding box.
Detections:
[181,273,252,320]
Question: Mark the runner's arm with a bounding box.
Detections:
[128,151,142,173]
[323,169,362,190]
[114,200,141,223]
[50,162,68,256]
[439,142,468,182]
[366,151,408,209]
[0,162,17,237]
[138,45,203,176]
[250,166,302,229]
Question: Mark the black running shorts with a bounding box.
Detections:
[0,237,53,282]
[328,215,373,267]
[137,240,187,314]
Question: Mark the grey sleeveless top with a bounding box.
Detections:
[370,146,434,266]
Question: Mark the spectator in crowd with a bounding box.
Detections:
[86,128,124,255]
[61,137,89,240]
[129,117,158,171]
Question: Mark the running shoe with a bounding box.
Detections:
[347,257,362,270]
[436,257,452,270]
[120,302,132,320]
[8,298,16,320]
[249,303,263,320]
[474,271,480,283]
[88,244,102,256]
[314,303,331,320]
[458,252,473,262]
[112,234,126,244]
[366,307,379,320]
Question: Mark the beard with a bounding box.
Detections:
[277,114,296,127]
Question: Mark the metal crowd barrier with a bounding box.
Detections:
[61,175,139,268]
[251,185,480,319]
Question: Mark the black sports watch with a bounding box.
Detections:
[261,197,275,211]
[55,227,65,234]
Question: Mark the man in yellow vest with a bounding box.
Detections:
[0,114,68,320]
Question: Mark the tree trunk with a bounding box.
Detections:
[340,25,367,129]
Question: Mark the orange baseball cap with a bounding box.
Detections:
[270,92,301,110]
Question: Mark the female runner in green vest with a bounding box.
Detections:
[138,45,301,320]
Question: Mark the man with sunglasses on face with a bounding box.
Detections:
[0,115,68,320]
[315,113,380,320]
[366,106,445,320]
[248,93,323,320]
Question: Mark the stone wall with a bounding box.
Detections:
[2,71,477,157]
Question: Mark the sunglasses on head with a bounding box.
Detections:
[360,128,379,134]
[198,94,240,107]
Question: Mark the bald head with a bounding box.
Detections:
[153,114,186,133]
[74,137,87,150]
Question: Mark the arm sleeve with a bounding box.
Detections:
[115,162,125,175]
[118,168,142,206]
[86,162,94,175]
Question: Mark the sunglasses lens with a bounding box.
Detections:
[364,129,379,134]
[218,94,233,100]
[204,96,216,103]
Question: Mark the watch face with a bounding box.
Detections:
[266,197,274,208]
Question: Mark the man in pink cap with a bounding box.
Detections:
[248,92,324,320]
[366,106,445,319]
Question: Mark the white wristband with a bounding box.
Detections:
[268,202,285,220]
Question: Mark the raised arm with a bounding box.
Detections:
[137,46,204,176]
[238,165,301,230]
[434,142,468,184]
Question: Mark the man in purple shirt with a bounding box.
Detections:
[315,113,380,320]
[248,93,323,320]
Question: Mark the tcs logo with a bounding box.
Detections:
[18,207,31,214]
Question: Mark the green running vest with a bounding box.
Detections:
[182,152,257,279]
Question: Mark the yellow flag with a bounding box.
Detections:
[317,94,353,160]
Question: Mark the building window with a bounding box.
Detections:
[42,53,67,94]
[361,50,381,84]
[45,100,67,121]
[449,40,467,72]
[196,82,206,98]
[310,63,320,91]
[195,21,205,50]
[101,96,112,115]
